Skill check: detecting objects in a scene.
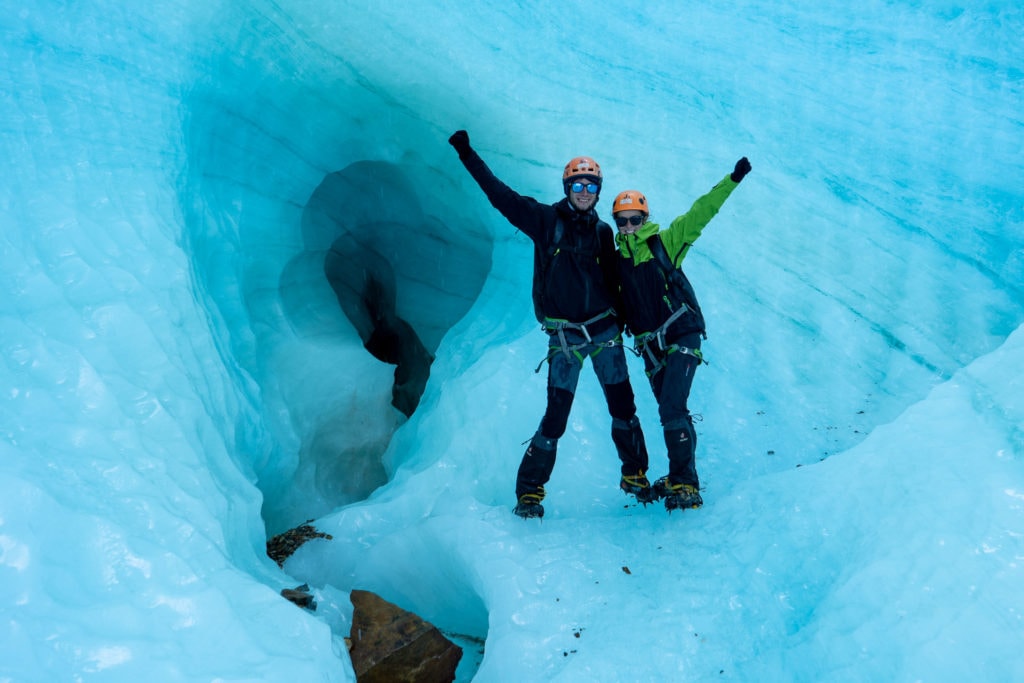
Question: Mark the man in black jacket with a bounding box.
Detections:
[448,130,651,519]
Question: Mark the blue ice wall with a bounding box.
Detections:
[2,1,1021,680]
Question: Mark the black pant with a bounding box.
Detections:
[643,332,702,487]
[516,324,645,498]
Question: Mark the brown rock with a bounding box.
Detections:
[266,521,333,566]
[349,589,462,683]
[281,584,316,611]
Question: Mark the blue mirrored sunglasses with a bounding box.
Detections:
[570,181,600,194]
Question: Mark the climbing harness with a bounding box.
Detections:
[632,306,705,378]
[635,334,704,378]
[534,308,621,372]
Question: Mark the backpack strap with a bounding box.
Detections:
[553,217,565,250]
[641,233,708,358]
[532,217,566,321]
[550,218,602,257]
[646,233,679,278]
[645,233,692,312]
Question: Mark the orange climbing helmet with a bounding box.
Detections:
[611,190,649,215]
[562,156,602,182]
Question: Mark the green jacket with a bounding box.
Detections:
[615,174,738,337]
[615,174,738,267]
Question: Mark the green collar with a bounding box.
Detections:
[616,220,661,249]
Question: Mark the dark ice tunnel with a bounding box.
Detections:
[275,159,492,512]
[306,160,491,415]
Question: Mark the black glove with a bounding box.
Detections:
[731,156,751,183]
[448,130,471,156]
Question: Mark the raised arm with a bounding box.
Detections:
[660,157,751,265]
[449,130,547,239]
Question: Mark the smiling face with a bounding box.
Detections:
[614,210,645,235]
[567,178,600,211]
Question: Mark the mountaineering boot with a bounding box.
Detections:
[658,420,700,510]
[652,476,703,511]
[612,415,651,503]
[513,489,545,519]
[620,471,654,505]
[514,433,557,519]
[665,484,703,511]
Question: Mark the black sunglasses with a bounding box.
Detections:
[614,215,645,227]
[570,181,600,194]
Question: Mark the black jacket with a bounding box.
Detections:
[456,146,621,324]
[617,239,705,340]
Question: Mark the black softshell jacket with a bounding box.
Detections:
[457,146,621,324]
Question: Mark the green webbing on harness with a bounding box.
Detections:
[637,342,703,378]
[633,305,688,350]
[534,308,621,372]
[632,306,706,377]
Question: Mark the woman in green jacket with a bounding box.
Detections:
[611,157,751,511]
